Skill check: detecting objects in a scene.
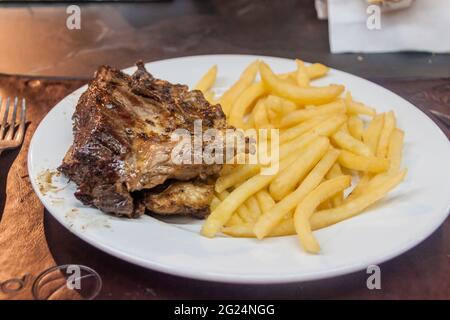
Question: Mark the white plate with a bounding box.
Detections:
[28,55,450,284]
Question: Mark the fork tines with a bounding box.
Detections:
[0,97,26,144]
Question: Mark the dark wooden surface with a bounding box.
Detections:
[0,74,448,300]
[0,0,449,79]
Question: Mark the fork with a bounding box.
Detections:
[0,97,26,156]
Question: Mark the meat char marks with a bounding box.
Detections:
[59,61,227,218]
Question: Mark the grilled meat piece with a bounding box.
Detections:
[141,179,214,219]
[59,61,227,218]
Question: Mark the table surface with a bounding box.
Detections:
[0,0,449,300]
[1,0,450,79]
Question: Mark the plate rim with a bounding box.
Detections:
[28,54,450,284]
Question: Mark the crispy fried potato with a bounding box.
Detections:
[279,116,328,143]
[309,114,348,137]
[295,59,310,87]
[202,153,299,237]
[270,137,330,200]
[195,65,218,92]
[331,130,372,157]
[215,165,260,193]
[255,189,276,213]
[338,150,389,173]
[259,62,345,106]
[253,99,272,129]
[377,111,396,158]
[203,59,406,254]
[345,92,376,116]
[347,115,364,140]
[278,63,329,82]
[325,163,344,207]
[363,113,385,154]
[387,128,404,173]
[229,82,266,128]
[265,95,298,127]
[245,196,262,222]
[225,213,244,227]
[295,176,352,253]
[223,218,296,238]
[280,100,346,128]
[219,60,259,116]
[310,170,407,230]
[253,149,340,239]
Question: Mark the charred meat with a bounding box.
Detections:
[59,62,227,218]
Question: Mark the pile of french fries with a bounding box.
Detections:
[194,59,406,254]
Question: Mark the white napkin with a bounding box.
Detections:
[328,0,450,53]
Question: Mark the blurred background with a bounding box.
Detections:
[0,0,448,78]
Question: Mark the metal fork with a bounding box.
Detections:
[0,97,26,156]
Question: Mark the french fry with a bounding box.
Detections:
[195,65,218,92]
[210,195,221,211]
[204,60,407,254]
[295,59,310,87]
[229,82,266,128]
[279,116,327,143]
[202,153,299,237]
[236,203,254,223]
[387,128,404,173]
[377,111,396,158]
[306,63,329,80]
[317,199,333,210]
[265,95,297,127]
[253,149,340,239]
[246,196,262,222]
[255,189,276,213]
[216,130,319,193]
[347,115,364,140]
[363,113,385,154]
[345,92,376,116]
[295,175,352,253]
[223,218,296,238]
[216,190,253,223]
[278,131,319,159]
[259,62,345,106]
[346,173,372,202]
[331,130,372,156]
[278,63,329,83]
[219,60,259,116]
[215,164,260,193]
[280,100,346,128]
[325,163,344,206]
[270,137,330,200]
[253,99,272,129]
[225,213,244,227]
[309,114,348,137]
[310,170,407,230]
[338,150,389,173]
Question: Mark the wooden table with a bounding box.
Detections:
[0,0,449,300]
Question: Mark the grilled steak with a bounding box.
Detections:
[59,61,227,218]
[141,179,214,219]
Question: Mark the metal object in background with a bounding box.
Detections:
[0,97,26,156]
[429,109,450,128]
